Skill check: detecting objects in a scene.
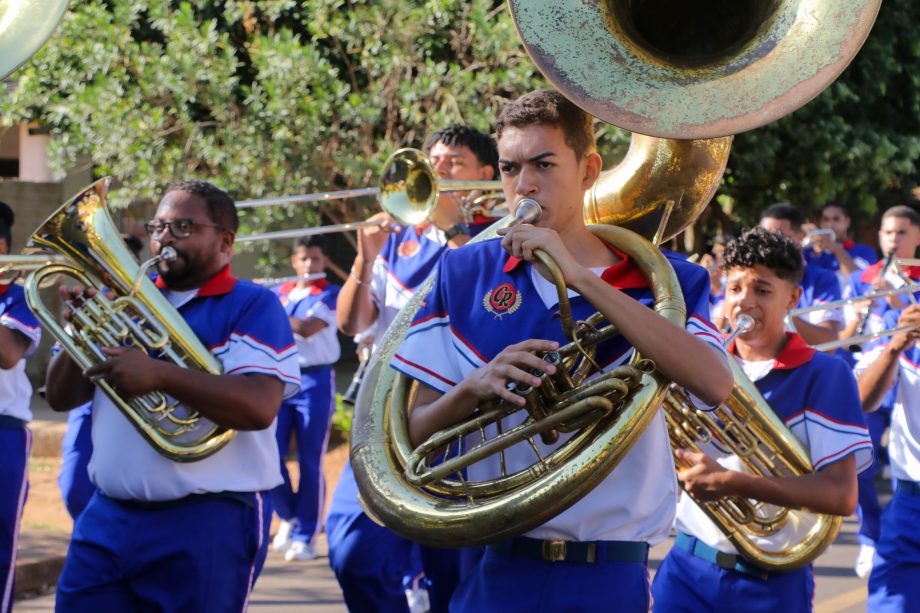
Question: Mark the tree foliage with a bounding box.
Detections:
[3,0,919,251]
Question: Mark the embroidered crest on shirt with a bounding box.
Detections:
[483,282,522,319]
[398,240,421,258]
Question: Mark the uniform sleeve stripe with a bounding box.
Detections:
[225,364,301,384]
[0,315,39,331]
[409,312,449,328]
[786,408,872,435]
[211,333,297,358]
[449,325,488,363]
[393,354,457,387]
[814,441,875,471]
[688,314,719,332]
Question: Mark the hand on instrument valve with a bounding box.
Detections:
[460,339,559,408]
[58,285,98,321]
[357,212,400,261]
[84,346,164,401]
[497,225,586,288]
[888,304,920,354]
[675,449,734,502]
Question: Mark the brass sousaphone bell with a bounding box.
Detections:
[351,0,882,551]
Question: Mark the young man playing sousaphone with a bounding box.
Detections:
[651,227,872,612]
[392,89,733,612]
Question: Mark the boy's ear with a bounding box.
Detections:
[786,284,803,311]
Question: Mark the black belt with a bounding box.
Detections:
[896,480,920,495]
[675,532,769,580]
[101,490,255,511]
[0,415,25,429]
[300,364,333,373]
[486,536,649,564]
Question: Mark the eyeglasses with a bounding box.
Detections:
[143,218,226,239]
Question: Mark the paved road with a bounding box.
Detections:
[15,512,873,612]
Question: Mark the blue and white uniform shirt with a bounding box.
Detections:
[274,279,341,367]
[805,239,877,286]
[370,224,451,339]
[844,262,920,337]
[89,266,300,501]
[0,283,41,422]
[857,311,920,482]
[393,238,727,544]
[794,263,844,327]
[677,333,872,556]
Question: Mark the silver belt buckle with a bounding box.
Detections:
[542,539,567,562]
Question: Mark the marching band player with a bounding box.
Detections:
[651,227,872,612]
[805,201,878,282]
[393,90,733,612]
[841,205,920,578]
[46,180,300,612]
[760,203,845,349]
[0,202,42,613]
[329,125,499,612]
[269,236,341,562]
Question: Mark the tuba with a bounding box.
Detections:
[351,0,881,549]
[1,178,234,462]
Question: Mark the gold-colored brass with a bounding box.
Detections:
[0,0,70,79]
[663,357,842,571]
[508,1,882,139]
[351,221,685,547]
[584,135,732,243]
[0,178,234,462]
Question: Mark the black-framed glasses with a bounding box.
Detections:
[143,218,226,239]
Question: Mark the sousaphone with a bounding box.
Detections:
[352,0,881,548]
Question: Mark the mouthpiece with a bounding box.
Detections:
[735,314,755,333]
[159,247,178,263]
[513,199,542,225]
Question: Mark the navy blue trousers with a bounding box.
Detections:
[868,489,920,612]
[269,367,335,544]
[0,425,29,613]
[56,490,271,612]
[58,404,95,520]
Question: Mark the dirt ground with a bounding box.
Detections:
[20,444,351,538]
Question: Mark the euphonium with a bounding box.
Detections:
[663,315,841,571]
[3,178,234,462]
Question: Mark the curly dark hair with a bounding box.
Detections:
[164,179,238,233]
[423,124,499,178]
[723,226,804,285]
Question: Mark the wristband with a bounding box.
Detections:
[444,223,471,241]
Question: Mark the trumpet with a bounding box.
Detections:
[235,148,502,242]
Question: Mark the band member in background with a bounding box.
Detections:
[394,90,732,612]
[858,303,920,612]
[651,227,871,613]
[760,203,844,348]
[329,124,499,612]
[57,234,144,520]
[269,236,341,562]
[841,205,920,578]
[46,180,300,612]
[805,201,878,282]
[0,202,42,613]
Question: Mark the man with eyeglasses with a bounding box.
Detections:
[46,180,301,612]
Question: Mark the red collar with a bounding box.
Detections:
[860,259,920,283]
[727,332,815,370]
[842,238,856,250]
[414,222,430,236]
[154,264,237,297]
[278,277,329,296]
[0,281,11,296]
[502,243,650,290]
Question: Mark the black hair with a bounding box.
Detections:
[164,180,238,233]
[0,201,13,247]
[122,234,144,258]
[820,201,849,217]
[294,235,327,253]
[423,124,499,178]
[882,204,920,228]
[723,226,804,285]
[496,89,596,160]
[760,202,802,230]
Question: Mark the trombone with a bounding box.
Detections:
[235,148,502,242]
[789,283,920,352]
